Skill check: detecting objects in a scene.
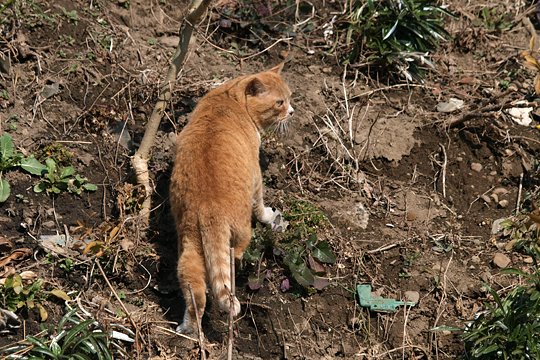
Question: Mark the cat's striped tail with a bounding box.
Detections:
[199,217,241,316]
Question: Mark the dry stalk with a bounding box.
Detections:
[516,172,524,212]
[430,252,453,359]
[189,284,207,360]
[439,144,447,198]
[95,260,145,357]
[131,0,212,228]
[228,247,235,360]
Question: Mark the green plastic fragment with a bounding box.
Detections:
[356,284,416,312]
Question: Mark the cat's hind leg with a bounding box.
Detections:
[232,222,253,260]
[177,239,207,335]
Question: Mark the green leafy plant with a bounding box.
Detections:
[0,274,47,319]
[279,234,336,290]
[0,134,47,202]
[62,8,78,23]
[478,6,513,32]
[246,199,336,291]
[496,198,540,253]
[33,158,97,195]
[342,0,452,81]
[0,307,123,360]
[463,248,540,359]
[0,273,69,322]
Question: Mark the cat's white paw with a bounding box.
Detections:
[219,296,241,316]
[260,207,276,224]
[269,210,289,232]
[176,322,196,335]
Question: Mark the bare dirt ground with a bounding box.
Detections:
[1,0,540,359]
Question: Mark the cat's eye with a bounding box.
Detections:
[276,99,284,106]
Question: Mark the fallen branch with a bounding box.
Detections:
[131,0,212,227]
[447,101,538,128]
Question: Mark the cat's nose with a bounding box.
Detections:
[288,104,294,116]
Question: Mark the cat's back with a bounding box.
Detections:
[170,78,260,208]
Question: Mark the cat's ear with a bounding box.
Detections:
[245,77,266,97]
[269,63,284,74]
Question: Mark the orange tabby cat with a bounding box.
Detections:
[169,63,293,334]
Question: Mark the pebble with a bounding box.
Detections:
[471,163,483,172]
[404,291,420,303]
[480,194,491,204]
[491,218,506,235]
[493,253,511,268]
[493,187,509,196]
[471,255,481,264]
[42,221,56,229]
[498,199,509,208]
[523,256,534,264]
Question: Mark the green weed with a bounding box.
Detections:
[33,158,97,196]
[0,273,70,322]
[463,250,540,359]
[0,134,48,202]
[342,0,452,81]
[477,6,513,32]
[62,8,78,23]
[0,135,97,201]
[246,199,336,292]
[0,307,126,359]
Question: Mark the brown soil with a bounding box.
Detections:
[1,0,540,359]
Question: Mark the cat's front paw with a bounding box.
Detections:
[260,206,276,224]
[269,209,289,232]
[175,322,197,336]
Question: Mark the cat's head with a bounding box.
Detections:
[240,63,294,133]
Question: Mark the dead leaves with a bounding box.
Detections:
[0,236,31,268]
[520,35,540,95]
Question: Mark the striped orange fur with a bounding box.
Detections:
[169,64,293,334]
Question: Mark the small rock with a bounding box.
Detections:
[523,256,534,264]
[158,36,180,48]
[471,163,483,172]
[471,255,481,264]
[42,221,56,229]
[490,194,499,203]
[456,156,463,162]
[489,171,497,176]
[480,271,492,283]
[480,194,491,204]
[436,98,465,113]
[498,199,509,208]
[491,218,506,235]
[493,253,511,268]
[404,291,420,303]
[492,187,509,196]
[506,103,533,126]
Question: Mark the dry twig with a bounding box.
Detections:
[95,260,145,355]
[189,284,207,360]
[228,247,235,360]
[131,0,212,227]
[447,101,538,128]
